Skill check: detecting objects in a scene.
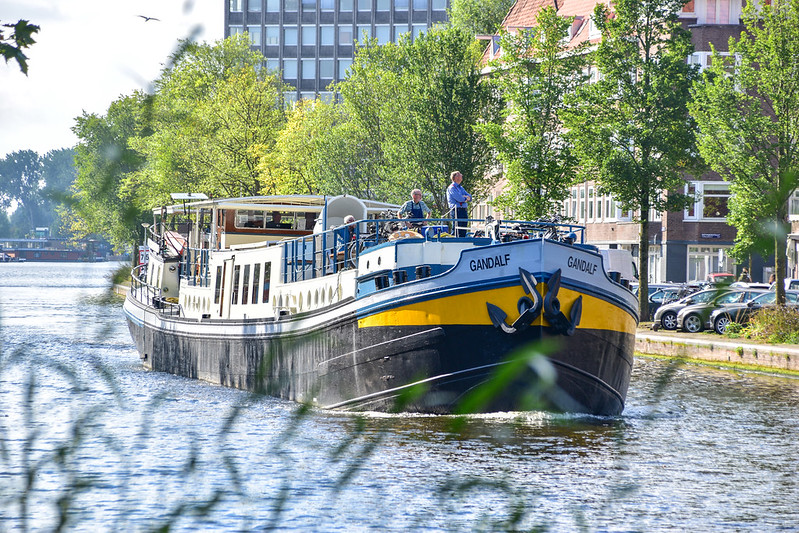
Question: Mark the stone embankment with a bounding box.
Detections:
[636,325,799,374]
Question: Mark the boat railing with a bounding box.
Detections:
[281,216,586,283]
[129,264,182,317]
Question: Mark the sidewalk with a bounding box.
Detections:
[635,325,799,374]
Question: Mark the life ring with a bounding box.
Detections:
[388,230,423,241]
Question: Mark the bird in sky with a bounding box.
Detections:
[137,15,160,22]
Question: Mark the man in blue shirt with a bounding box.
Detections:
[398,189,432,228]
[446,171,472,237]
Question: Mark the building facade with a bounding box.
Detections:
[477,0,781,284]
[225,0,449,101]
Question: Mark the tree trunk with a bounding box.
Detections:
[638,216,649,321]
[775,218,788,306]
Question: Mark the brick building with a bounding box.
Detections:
[474,0,784,284]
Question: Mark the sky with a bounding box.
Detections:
[0,0,224,159]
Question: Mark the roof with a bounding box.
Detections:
[482,0,608,64]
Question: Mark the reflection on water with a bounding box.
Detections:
[1,262,799,531]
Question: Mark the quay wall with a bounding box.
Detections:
[635,332,799,374]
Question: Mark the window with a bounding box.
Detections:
[393,25,408,41]
[263,262,272,303]
[340,0,353,10]
[339,25,354,44]
[248,26,262,46]
[587,187,594,220]
[790,190,799,220]
[284,27,298,46]
[688,246,735,282]
[232,266,241,305]
[685,182,730,220]
[375,25,390,44]
[252,264,261,304]
[302,26,316,45]
[432,0,446,9]
[214,266,223,304]
[413,0,427,9]
[266,0,279,11]
[302,59,315,79]
[395,0,409,9]
[242,265,251,305]
[302,0,316,10]
[377,0,390,10]
[320,59,334,78]
[286,0,299,10]
[248,0,262,11]
[231,0,244,11]
[357,25,371,41]
[235,210,265,228]
[358,0,371,10]
[266,59,279,71]
[284,59,298,79]
[412,24,425,39]
[229,25,244,36]
[338,58,352,79]
[320,25,334,45]
[321,0,335,9]
[701,0,741,25]
[265,25,279,45]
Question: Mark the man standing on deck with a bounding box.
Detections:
[447,171,471,237]
[399,189,432,228]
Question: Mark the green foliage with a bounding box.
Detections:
[337,27,501,212]
[745,306,799,344]
[563,0,701,318]
[478,7,587,219]
[71,93,151,252]
[448,0,515,37]
[128,35,288,203]
[690,0,799,303]
[0,19,39,75]
[0,150,42,231]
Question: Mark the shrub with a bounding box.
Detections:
[746,306,799,344]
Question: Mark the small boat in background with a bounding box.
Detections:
[123,193,638,415]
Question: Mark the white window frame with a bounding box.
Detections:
[684,181,730,221]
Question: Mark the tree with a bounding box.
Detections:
[690,0,799,304]
[0,150,43,232]
[41,148,78,237]
[129,35,287,203]
[563,0,700,319]
[448,0,516,38]
[477,7,588,220]
[1,19,39,74]
[338,28,501,212]
[71,93,150,252]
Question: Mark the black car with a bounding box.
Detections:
[709,290,799,334]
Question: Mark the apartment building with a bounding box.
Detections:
[225,0,449,102]
[477,0,780,284]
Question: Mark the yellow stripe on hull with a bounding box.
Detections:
[358,283,636,335]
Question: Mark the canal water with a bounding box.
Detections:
[1,262,798,531]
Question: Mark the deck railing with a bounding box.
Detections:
[129,264,181,317]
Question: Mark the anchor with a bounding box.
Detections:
[486,268,542,334]
[542,269,582,336]
[487,268,582,336]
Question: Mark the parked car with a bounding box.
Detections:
[676,289,769,333]
[653,288,738,331]
[647,285,695,320]
[709,290,799,334]
[705,272,736,285]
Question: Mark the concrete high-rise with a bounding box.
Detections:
[225,0,449,102]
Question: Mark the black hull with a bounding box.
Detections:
[125,299,633,416]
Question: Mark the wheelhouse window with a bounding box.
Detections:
[235,210,265,228]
